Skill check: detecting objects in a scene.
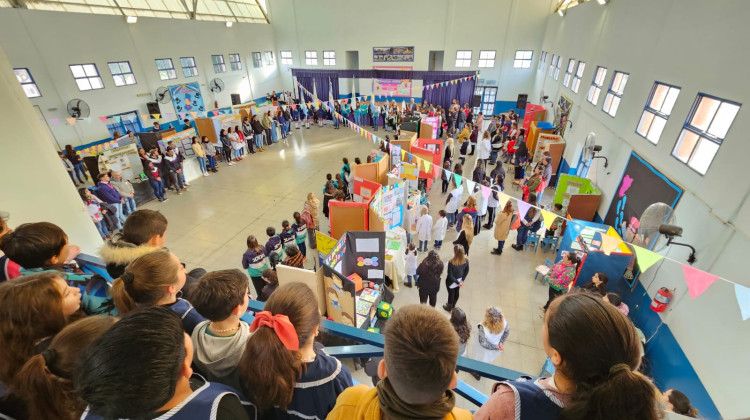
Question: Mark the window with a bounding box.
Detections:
[264,51,274,66]
[478,50,496,68]
[107,61,136,87]
[14,68,41,98]
[602,71,628,117]
[211,55,226,73]
[571,62,586,93]
[229,53,242,71]
[455,50,472,67]
[672,94,740,174]
[587,66,607,105]
[563,59,576,87]
[69,64,104,91]
[305,51,318,66]
[548,54,556,77]
[636,82,681,144]
[539,51,548,70]
[180,57,198,77]
[513,50,533,69]
[280,51,293,65]
[155,58,177,80]
[323,51,336,66]
[553,55,562,80]
[252,52,262,68]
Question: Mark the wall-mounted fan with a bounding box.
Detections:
[210,78,224,93]
[155,87,171,104]
[67,99,90,119]
[629,203,676,250]
[581,132,598,162]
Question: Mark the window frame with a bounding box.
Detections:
[280,50,293,65]
[455,50,472,68]
[229,53,242,71]
[323,50,336,66]
[14,68,42,98]
[69,63,104,91]
[563,58,576,87]
[305,50,318,66]
[478,50,496,68]
[538,51,548,70]
[513,50,533,69]
[548,54,556,77]
[211,55,226,73]
[553,55,562,80]
[571,61,586,93]
[179,56,199,78]
[264,51,274,67]
[251,52,262,68]
[671,93,740,175]
[587,66,607,106]
[602,70,629,117]
[155,58,177,80]
[107,61,137,87]
[636,81,681,145]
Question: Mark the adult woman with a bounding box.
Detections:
[353,101,362,125]
[475,293,663,420]
[138,147,150,172]
[541,252,581,314]
[581,272,609,296]
[513,139,529,184]
[64,144,88,184]
[191,136,208,176]
[268,110,279,143]
[443,245,469,312]
[664,389,699,418]
[228,126,243,162]
[478,131,492,164]
[304,192,320,249]
[251,115,265,152]
[492,201,514,255]
[239,283,353,419]
[415,250,444,307]
[112,250,205,334]
[414,206,433,252]
[444,137,455,164]
[523,165,544,202]
[219,128,233,165]
[453,214,474,256]
[512,193,540,250]
[450,307,471,357]
[470,306,510,366]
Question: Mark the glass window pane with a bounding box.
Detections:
[688,138,719,174]
[523,51,532,59]
[108,63,120,74]
[113,75,124,86]
[90,77,104,89]
[14,68,31,82]
[637,110,655,136]
[707,102,740,138]
[662,87,680,115]
[83,64,98,76]
[514,60,522,68]
[610,96,621,116]
[76,78,92,90]
[70,65,85,78]
[618,74,628,94]
[647,115,667,143]
[125,74,136,84]
[612,73,622,92]
[603,93,613,111]
[22,84,41,98]
[572,78,580,93]
[673,129,700,162]
[120,62,131,73]
[650,84,668,110]
[691,96,720,131]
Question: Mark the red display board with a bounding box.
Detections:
[522,103,547,131]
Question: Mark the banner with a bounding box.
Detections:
[372,66,413,97]
[373,46,414,62]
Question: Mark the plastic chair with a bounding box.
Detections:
[525,232,541,252]
[539,357,556,377]
[534,258,554,283]
[541,236,560,254]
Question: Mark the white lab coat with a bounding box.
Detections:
[445,185,464,214]
[432,217,448,241]
[415,214,433,242]
[479,138,491,160]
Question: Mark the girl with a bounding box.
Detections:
[479,131,492,166]
[304,192,320,249]
[471,306,510,366]
[192,136,209,176]
[443,245,469,312]
[270,111,279,142]
[219,128,233,165]
[475,111,484,134]
[475,182,489,235]
[664,389,699,418]
[78,187,110,239]
[239,282,353,420]
[456,196,479,234]
[444,177,464,227]
[513,139,529,184]
[404,242,418,288]
[112,250,205,334]
[283,107,293,135]
[416,250,443,307]
[444,137,455,165]
[340,158,351,199]
[242,117,255,154]
[0,272,81,387]
[201,136,218,173]
[145,161,167,202]
[541,252,581,314]
[15,316,117,420]
[492,201,514,255]
[484,177,501,229]
[292,212,308,257]
[259,268,278,302]
[415,205,433,252]
[333,101,341,129]
[242,235,270,297]
[469,123,479,156]
[432,209,448,250]
[475,293,663,420]
[64,144,88,184]
[251,115,265,152]
[453,214,475,256]
[229,126,243,162]
[581,272,609,296]
[441,161,451,193]
[291,105,301,129]
[323,182,335,219]
[512,193,541,250]
[450,307,471,357]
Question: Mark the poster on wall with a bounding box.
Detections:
[373,66,413,97]
[603,152,683,249]
[99,144,140,181]
[556,95,573,137]
[159,128,197,158]
[169,82,206,115]
[373,46,414,62]
[421,116,439,139]
[554,174,599,207]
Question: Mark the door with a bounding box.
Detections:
[473,86,497,116]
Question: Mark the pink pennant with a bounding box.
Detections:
[516,199,531,219]
[212,110,219,116]
[683,265,719,299]
[99,116,107,123]
[480,185,492,201]
[50,118,59,125]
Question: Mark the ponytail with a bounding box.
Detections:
[112,277,136,315]
[112,250,179,314]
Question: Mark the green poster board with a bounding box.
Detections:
[554,174,600,207]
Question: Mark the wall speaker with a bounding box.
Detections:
[472,94,481,107]
[516,94,528,109]
[231,94,241,105]
[146,102,160,116]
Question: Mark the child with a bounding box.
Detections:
[258,268,278,302]
[441,161,450,193]
[242,235,270,297]
[190,269,251,391]
[404,242,417,288]
[545,202,565,237]
[450,307,471,357]
[327,305,471,420]
[470,306,510,367]
[79,187,110,239]
[432,210,448,250]
[292,212,308,257]
[414,205,433,253]
[279,220,297,252]
[291,105,301,129]
[265,227,284,262]
[145,161,167,202]
[282,245,305,269]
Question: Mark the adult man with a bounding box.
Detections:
[408,98,417,115]
[110,171,136,216]
[96,173,124,228]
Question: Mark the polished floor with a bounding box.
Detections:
[141,123,552,405]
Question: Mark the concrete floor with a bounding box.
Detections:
[141,123,553,408]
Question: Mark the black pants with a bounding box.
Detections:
[543,287,564,311]
[419,288,437,307]
[486,207,496,227]
[250,275,266,298]
[446,285,460,308]
[442,179,449,193]
[223,147,232,162]
[264,129,272,145]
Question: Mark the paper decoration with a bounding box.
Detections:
[453,173,462,188]
[599,234,623,256]
[516,200,531,219]
[497,192,511,209]
[683,265,719,299]
[444,169,450,180]
[466,179,476,193]
[632,245,664,273]
[50,118,59,125]
[66,117,76,126]
[190,112,198,118]
[99,116,107,123]
[152,113,160,120]
[541,210,558,231]
[480,185,491,201]
[734,284,750,321]
[423,160,432,173]
[113,115,121,122]
[141,114,150,121]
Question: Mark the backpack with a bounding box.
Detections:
[300,206,314,229]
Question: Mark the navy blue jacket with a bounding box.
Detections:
[97,182,122,204]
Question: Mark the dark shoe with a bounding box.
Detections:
[442,304,452,312]
[483,224,492,229]
[471,373,481,380]
[491,249,503,255]
[404,282,413,288]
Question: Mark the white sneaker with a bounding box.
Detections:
[203,172,209,177]
[228,162,234,166]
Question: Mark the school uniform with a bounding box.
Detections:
[164,298,206,335]
[191,320,251,392]
[265,235,284,262]
[279,228,297,254]
[242,247,270,297]
[432,217,448,249]
[292,221,308,257]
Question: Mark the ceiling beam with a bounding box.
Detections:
[253,0,268,24]
[9,0,28,9]
[191,0,198,19]
[111,0,127,16]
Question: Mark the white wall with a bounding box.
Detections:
[533,1,750,417]
[0,8,281,148]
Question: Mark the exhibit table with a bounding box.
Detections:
[384,227,407,292]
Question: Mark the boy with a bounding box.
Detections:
[291,212,308,257]
[189,269,251,391]
[265,227,284,262]
[278,220,297,252]
[545,203,566,238]
[432,210,448,250]
[327,305,472,420]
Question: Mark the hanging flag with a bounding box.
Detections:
[599,234,623,256]
[444,168,451,180]
[141,114,150,121]
[423,160,432,173]
[113,115,121,123]
[50,118,59,126]
[541,210,559,231]
[191,112,198,118]
[400,149,406,159]
[516,200,532,220]
[166,113,174,119]
[453,173,462,188]
[734,284,750,321]
[466,179,476,193]
[212,110,219,116]
[152,113,161,119]
[99,116,107,123]
[497,192,511,209]
[66,117,76,126]
[683,265,719,299]
[480,185,491,201]
[632,245,663,273]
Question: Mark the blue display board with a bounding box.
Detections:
[169,82,206,115]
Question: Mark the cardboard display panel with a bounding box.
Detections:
[419,121,434,139]
[353,163,379,185]
[276,264,327,316]
[330,202,368,239]
[353,177,381,203]
[195,118,219,143]
[391,137,415,155]
[568,194,602,222]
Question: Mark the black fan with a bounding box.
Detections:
[155,87,171,104]
[67,99,90,119]
[210,78,224,93]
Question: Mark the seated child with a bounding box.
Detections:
[327,304,472,420]
[190,269,251,391]
[545,203,565,237]
[265,227,284,262]
[279,220,297,252]
[282,245,304,269]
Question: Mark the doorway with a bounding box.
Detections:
[346,51,360,95]
[428,51,444,71]
[473,86,497,116]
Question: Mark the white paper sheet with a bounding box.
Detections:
[356,238,380,252]
[368,269,384,279]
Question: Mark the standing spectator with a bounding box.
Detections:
[443,245,469,312]
[251,115,265,152]
[242,117,255,154]
[78,188,110,239]
[414,206,433,252]
[444,138,455,165]
[404,243,418,288]
[484,177,501,229]
[96,173,124,228]
[64,145,88,184]
[261,111,273,145]
[201,136,218,173]
[453,214,475,256]
[242,235,270,297]
[110,171,136,216]
[441,161,451,194]
[304,193,320,249]
[432,210,448,250]
[469,124,479,156]
[163,148,186,195]
[166,141,189,187]
[59,150,78,186]
[491,201,514,255]
[478,132,492,168]
[145,161,167,202]
[191,136,208,176]
[539,156,553,202]
[416,250,443,307]
[228,126,243,162]
[540,252,581,314]
[450,307,471,357]
[513,139,530,185]
[444,177,464,227]
[219,128,233,165]
[469,306,510,378]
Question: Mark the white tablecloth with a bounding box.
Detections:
[384,227,407,292]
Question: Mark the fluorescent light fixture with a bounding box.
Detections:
[597,0,609,4]
[557,9,565,16]
[226,21,233,27]
[126,15,137,23]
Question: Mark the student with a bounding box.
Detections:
[492,201,514,255]
[100,209,173,279]
[484,176,501,229]
[664,389,699,418]
[96,172,124,227]
[189,269,251,391]
[144,161,167,202]
[404,242,418,288]
[251,115,265,152]
[581,272,609,296]
[328,304,471,420]
[450,307,471,357]
[76,307,251,420]
[242,235,270,297]
[416,251,443,307]
[441,161,451,193]
[291,105,301,129]
[303,193,320,248]
[79,187,110,240]
[15,316,117,420]
[164,147,187,194]
[292,212,308,257]
[112,250,206,335]
[279,220,297,252]
[475,293,663,420]
[512,193,541,251]
[258,268,279,302]
[443,245,470,312]
[64,144,88,184]
[0,217,20,283]
[444,177,464,227]
[265,226,284,262]
[432,209,448,250]
[415,205,433,252]
[282,245,305,269]
[166,141,189,187]
[604,292,630,316]
[191,136,209,176]
[239,282,353,419]
[453,214,474,256]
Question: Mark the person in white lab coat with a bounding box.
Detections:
[432,210,448,250]
[415,206,433,253]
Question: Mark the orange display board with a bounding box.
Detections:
[329,201,369,239]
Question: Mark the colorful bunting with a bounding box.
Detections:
[152,113,160,120]
[497,192,511,209]
[66,117,76,126]
[113,115,121,122]
[683,265,719,299]
[632,245,664,273]
[599,234,623,256]
[541,210,558,231]
[453,173,462,188]
[99,116,107,123]
[50,118,59,126]
[516,200,531,220]
[734,284,750,321]
[423,160,432,173]
[480,185,491,201]
[466,179,476,193]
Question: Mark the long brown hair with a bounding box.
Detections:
[502,200,513,215]
[112,250,179,314]
[450,244,467,266]
[239,282,320,410]
[15,316,117,420]
[548,293,662,420]
[0,272,69,385]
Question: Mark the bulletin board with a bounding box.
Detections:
[353,177,381,203]
[329,201,369,240]
[371,183,406,230]
[195,118,219,143]
[315,230,338,268]
[554,174,600,207]
[420,116,439,139]
[169,82,206,115]
[159,128,197,158]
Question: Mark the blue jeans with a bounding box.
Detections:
[418,240,428,252]
[73,162,87,183]
[516,225,530,246]
[434,239,443,249]
[447,212,456,225]
[297,241,307,257]
[496,240,505,251]
[407,274,418,285]
[95,220,109,239]
[333,116,339,128]
[271,122,278,143]
[150,179,165,200]
[233,148,242,159]
[254,134,263,149]
[111,202,125,227]
[197,157,207,173]
[123,196,136,215]
[373,115,378,131]
[354,113,361,126]
[537,189,545,203]
[207,155,216,170]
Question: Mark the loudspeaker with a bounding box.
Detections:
[516,94,528,109]
[146,102,160,116]
[472,94,481,107]
[231,94,241,105]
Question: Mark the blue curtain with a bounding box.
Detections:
[422,78,476,110]
[298,77,315,103]
[330,77,340,100]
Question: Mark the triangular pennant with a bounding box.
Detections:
[211,110,219,116]
[400,149,406,159]
[683,265,719,299]
[423,160,432,173]
[516,200,532,219]
[165,113,174,119]
[453,173,462,188]
[191,112,198,118]
[480,185,491,201]
[113,115,121,122]
[497,192,511,209]
[466,179,476,193]
[444,169,450,179]
[599,234,623,256]
[632,245,664,273]
[734,284,750,321]
[98,116,107,123]
[50,118,59,125]
[152,113,160,119]
[66,117,77,126]
[141,114,150,121]
[541,210,558,231]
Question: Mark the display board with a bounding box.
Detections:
[159,128,197,158]
[276,264,327,316]
[371,183,405,230]
[169,82,206,115]
[353,177,381,203]
[99,144,141,180]
[554,174,600,207]
[329,201,369,240]
[420,116,439,139]
[373,65,412,97]
[373,46,414,62]
[532,133,563,163]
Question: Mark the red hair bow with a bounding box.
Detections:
[249,311,300,351]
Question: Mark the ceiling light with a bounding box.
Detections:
[557,9,565,16]
[226,21,233,28]
[597,0,609,4]
[126,15,137,23]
